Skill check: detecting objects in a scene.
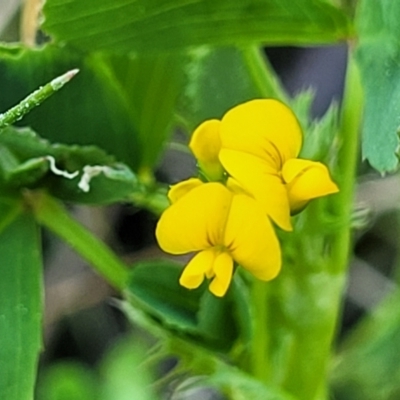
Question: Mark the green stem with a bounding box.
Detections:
[330,52,363,274]
[244,45,289,385]
[0,69,79,128]
[130,183,169,216]
[242,46,289,102]
[25,191,129,291]
[249,280,270,382]
[292,50,362,400]
[267,52,362,400]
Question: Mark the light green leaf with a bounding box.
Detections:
[0,201,43,400]
[206,363,297,400]
[42,0,351,54]
[36,362,98,400]
[355,0,400,172]
[331,290,400,400]
[100,337,157,400]
[178,46,288,130]
[292,91,340,162]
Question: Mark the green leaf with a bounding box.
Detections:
[100,337,157,400]
[0,200,43,400]
[103,52,186,172]
[42,0,351,54]
[178,46,288,130]
[331,290,400,400]
[0,44,140,170]
[355,0,400,172]
[126,260,250,351]
[0,126,139,205]
[127,260,205,333]
[197,275,252,351]
[292,91,340,162]
[206,363,297,400]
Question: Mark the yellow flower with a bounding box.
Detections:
[190,99,339,230]
[156,181,281,297]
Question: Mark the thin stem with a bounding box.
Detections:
[249,280,270,382]
[241,46,289,102]
[0,69,79,128]
[243,45,288,385]
[263,51,362,400]
[25,191,129,291]
[330,52,363,274]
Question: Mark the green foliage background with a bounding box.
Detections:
[1,0,400,399]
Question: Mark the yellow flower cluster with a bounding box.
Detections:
[156,99,338,297]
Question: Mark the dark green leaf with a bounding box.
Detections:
[355,0,400,172]
[42,0,351,54]
[197,275,252,350]
[0,126,139,205]
[0,201,43,400]
[127,260,204,333]
[126,260,249,351]
[104,52,186,171]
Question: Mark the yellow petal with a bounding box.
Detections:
[282,159,339,212]
[156,183,232,254]
[220,149,292,231]
[226,177,248,195]
[189,119,225,181]
[220,99,302,168]
[179,249,216,289]
[168,178,203,203]
[224,194,281,281]
[208,251,234,297]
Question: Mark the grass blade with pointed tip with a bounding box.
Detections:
[0,69,78,128]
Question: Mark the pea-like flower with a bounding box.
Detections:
[156,181,281,297]
[191,99,339,231]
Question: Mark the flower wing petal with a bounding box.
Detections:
[282,159,339,211]
[168,178,203,204]
[189,119,224,180]
[224,194,281,281]
[220,99,302,166]
[220,149,292,231]
[156,183,232,254]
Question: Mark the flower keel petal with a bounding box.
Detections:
[179,249,216,289]
[209,251,234,297]
[220,149,292,231]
